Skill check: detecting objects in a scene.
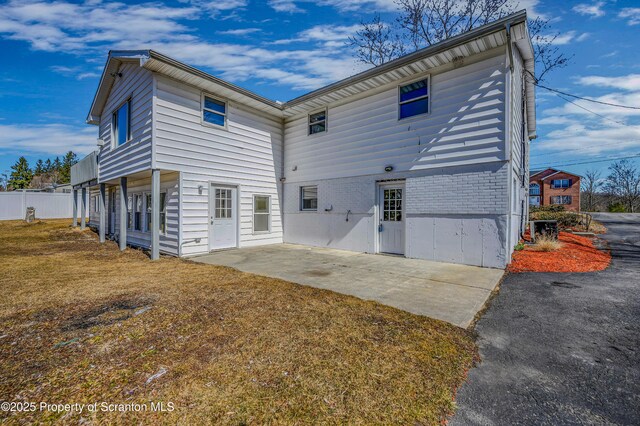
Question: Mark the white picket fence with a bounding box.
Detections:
[0,191,80,220]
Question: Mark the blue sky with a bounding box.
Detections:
[0,0,639,180]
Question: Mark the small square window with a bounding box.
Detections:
[300,186,318,211]
[308,110,326,134]
[203,95,226,127]
[399,78,429,119]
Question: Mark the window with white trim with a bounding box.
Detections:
[203,95,226,127]
[529,183,540,195]
[551,195,572,205]
[94,195,100,213]
[253,195,270,233]
[159,192,167,234]
[112,99,131,146]
[134,194,142,231]
[399,78,429,119]
[300,186,318,211]
[127,194,133,230]
[551,178,572,188]
[308,110,326,134]
[145,193,152,232]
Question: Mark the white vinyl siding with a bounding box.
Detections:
[283,51,507,183]
[153,74,283,256]
[97,62,153,182]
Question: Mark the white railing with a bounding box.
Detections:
[71,151,98,186]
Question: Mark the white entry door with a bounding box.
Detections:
[378,184,405,255]
[209,185,238,250]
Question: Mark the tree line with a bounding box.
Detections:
[1,152,79,191]
[581,160,640,213]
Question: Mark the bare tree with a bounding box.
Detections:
[581,169,602,212]
[349,0,570,82]
[349,15,406,67]
[605,159,640,213]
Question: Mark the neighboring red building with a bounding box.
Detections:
[529,168,581,212]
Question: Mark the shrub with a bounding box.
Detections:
[514,240,525,251]
[530,211,580,228]
[530,205,565,213]
[608,202,627,213]
[531,233,563,252]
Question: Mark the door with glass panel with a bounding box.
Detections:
[378,184,405,255]
[209,184,238,250]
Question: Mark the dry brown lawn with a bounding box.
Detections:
[0,220,477,425]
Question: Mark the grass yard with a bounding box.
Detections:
[0,220,477,425]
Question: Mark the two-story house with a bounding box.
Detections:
[529,168,581,212]
[71,10,535,269]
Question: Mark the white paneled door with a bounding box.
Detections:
[378,184,405,255]
[209,185,238,250]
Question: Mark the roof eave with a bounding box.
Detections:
[284,10,527,108]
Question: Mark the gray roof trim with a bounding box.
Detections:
[283,10,527,108]
[87,10,530,122]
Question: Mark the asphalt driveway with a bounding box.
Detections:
[452,213,640,425]
[192,244,503,328]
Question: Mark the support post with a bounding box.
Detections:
[151,169,160,260]
[72,189,78,227]
[80,187,87,230]
[119,177,128,251]
[99,183,106,243]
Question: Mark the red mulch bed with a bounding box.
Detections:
[508,232,611,273]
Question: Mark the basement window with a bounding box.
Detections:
[308,110,327,134]
[203,95,226,127]
[399,77,429,119]
[300,186,318,211]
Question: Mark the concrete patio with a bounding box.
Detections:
[191,244,504,328]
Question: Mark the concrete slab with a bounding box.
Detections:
[191,244,504,328]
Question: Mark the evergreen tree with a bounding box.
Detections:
[8,157,33,189]
[44,158,52,173]
[34,159,45,175]
[52,156,62,172]
[59,151,78,184]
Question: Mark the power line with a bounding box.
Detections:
[531,153,640,169]
[530,138,640,159]
[555,93,630,127]
[534,82,640,110]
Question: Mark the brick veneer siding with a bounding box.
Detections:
[531,171,581,212]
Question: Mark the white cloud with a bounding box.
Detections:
[0,0,367,92]
[619,8,640,25]
[546,30,590,46]
[268,0,398,13]
[0,124,97,156]
[217,28,261,36]
[50,65,99,80]
[577,74,640,91]
[268,0,305,13]
[534,73,640,163]
[572,2,606,17]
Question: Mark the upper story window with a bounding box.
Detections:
[529,183,540,196]
[551,178,572,189]
[399,77,429,119]
[300,186,318,211]
[113,99,131,147]
[308,110,326,134]
[203,95,226,127]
